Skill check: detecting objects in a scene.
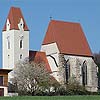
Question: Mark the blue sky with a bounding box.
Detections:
[0,0,100,67]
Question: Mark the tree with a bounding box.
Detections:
[11,59,55,95]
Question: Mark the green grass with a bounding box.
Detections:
[0,95,100,100]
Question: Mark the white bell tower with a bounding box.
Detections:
[2,7,29,69]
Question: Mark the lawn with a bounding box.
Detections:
[0,96,100,100]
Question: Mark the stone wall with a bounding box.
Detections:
[41,43,98,92]
[59,54,98,92]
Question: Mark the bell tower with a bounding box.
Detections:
[2,7,29,69]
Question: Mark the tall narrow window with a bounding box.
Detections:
[65,60,70,83]
[20,40,23,49]
[8,40,10,49]
[82,61,87,86]
[0,76,3,86]
[8,55,10,58]
[20,54,22,59]
[7,36,10,49]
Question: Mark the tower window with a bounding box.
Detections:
[7,36,10,49]
[20,40,23,49]
[20,54,22,59]
[8,55,10,58]
[8,40,10,49]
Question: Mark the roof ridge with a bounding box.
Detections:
[51,19,80,24]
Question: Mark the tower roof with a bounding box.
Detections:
[3,7,29,31]
[43,20,92,57]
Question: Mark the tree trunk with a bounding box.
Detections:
[32,91,35,96]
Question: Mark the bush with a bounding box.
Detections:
[57,77,87,95]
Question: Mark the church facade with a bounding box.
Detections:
[1,7,98,94]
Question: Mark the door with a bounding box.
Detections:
[0,88,4,96]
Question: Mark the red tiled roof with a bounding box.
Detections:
[29,50,51,72]
[43,20,92,57]
[3,7,29,31]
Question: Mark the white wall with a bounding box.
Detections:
[41,43,60,55]
[41,42,59,71]
[2,29,29,69]
[2,30,14,69]
[41,43,61,81]
[14,30,29,65]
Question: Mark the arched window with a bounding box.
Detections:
[7,36,10,49]
[82,61,87,86]
[65,59,70,83]
[20,40,23,49]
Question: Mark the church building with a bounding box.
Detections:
[41,20,98,92]
[1,6,98,96]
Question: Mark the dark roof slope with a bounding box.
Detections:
[3,7,29,31]
[43,20,92,57]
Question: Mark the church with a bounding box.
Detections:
[41,20,98,92]
[0,7,98,96]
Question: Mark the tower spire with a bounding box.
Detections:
[3,7,29,31]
